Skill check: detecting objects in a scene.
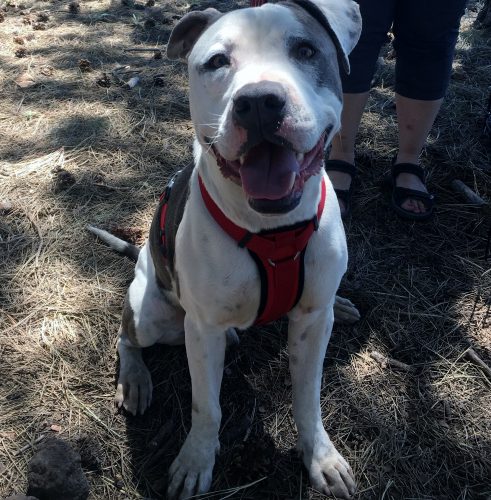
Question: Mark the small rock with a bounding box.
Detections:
[26,437,89,500]
[14,35,25,44]
[36,12,49,22]
[15,72,37,88]
[32,22,46,30]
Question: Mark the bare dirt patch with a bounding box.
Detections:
[1,1,490,499]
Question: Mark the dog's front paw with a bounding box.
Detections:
[334,295,360,324]
[114,363,152,416]
[168,433,219,499]
[299,432,355,499]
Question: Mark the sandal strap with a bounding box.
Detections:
[393,186,434,207]
[325,159,356,177]
[391,162,425,183]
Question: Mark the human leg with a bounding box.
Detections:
[391,0,467,215]
[327,0,394,215]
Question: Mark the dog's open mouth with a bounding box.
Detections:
[213,135,325,214]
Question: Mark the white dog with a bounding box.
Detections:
[89,1,361,498]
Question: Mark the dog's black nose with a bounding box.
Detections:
[232,81,287,134]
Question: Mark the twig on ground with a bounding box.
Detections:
[15,434,45,456]
[464,347,491,380]
[24,210,43,268]
[451,180,487,206]
[124,48,162,52]
[369,351,414,372]
[92,182,130,191]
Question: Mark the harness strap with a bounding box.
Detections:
[198,175,327,325]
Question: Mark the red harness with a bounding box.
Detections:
[159,174,326,325]
[203,176,326,325]
[197,176,326,324]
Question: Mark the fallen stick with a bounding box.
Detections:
[370,351,413,372]
[465,348,491,380]
[15,434,45,456]
[92,182,130,191]
[124,48,162,52]
[451,180,487,206]
[25,210,43,268]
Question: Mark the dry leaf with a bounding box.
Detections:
[50,424,62,432]
[15,72,37,88]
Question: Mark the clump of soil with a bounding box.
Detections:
[15,47,27,58]
[26,438,89,500]
[78,59,91,72]
[52,168,76,192]
[96,73,111,88]
[68,1,80,14]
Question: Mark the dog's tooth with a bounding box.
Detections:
[239,155,245,165]
[296,152,304,163]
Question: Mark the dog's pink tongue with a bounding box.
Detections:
[239,143,299,200]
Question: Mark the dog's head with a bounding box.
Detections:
[168,0,361,214]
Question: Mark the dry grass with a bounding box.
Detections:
[1,0,490,499]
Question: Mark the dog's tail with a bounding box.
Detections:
[87,225,141,262]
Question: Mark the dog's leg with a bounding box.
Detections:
[288,307,356,499]
[114,332,153,416]
[168,315,226,500]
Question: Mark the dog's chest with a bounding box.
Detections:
[175,202,261,328]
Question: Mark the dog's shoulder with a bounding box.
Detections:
[149,163,195,290]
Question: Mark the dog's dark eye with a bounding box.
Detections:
[296,43,317,60]
[205,53,230,70]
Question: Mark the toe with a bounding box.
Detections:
[198,470,213,494]
[335,463,356,495]
[114,383,124,408]
[168,464,186,499]
[179,472,198,500]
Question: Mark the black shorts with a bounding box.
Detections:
[342,0,468,100]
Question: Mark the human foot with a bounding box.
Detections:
[325,160,356,218]
[391,163,434,220]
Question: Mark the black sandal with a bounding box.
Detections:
[391,163,434,221]
[324,159,356,218]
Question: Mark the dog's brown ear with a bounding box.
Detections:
[167,8,222,60]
